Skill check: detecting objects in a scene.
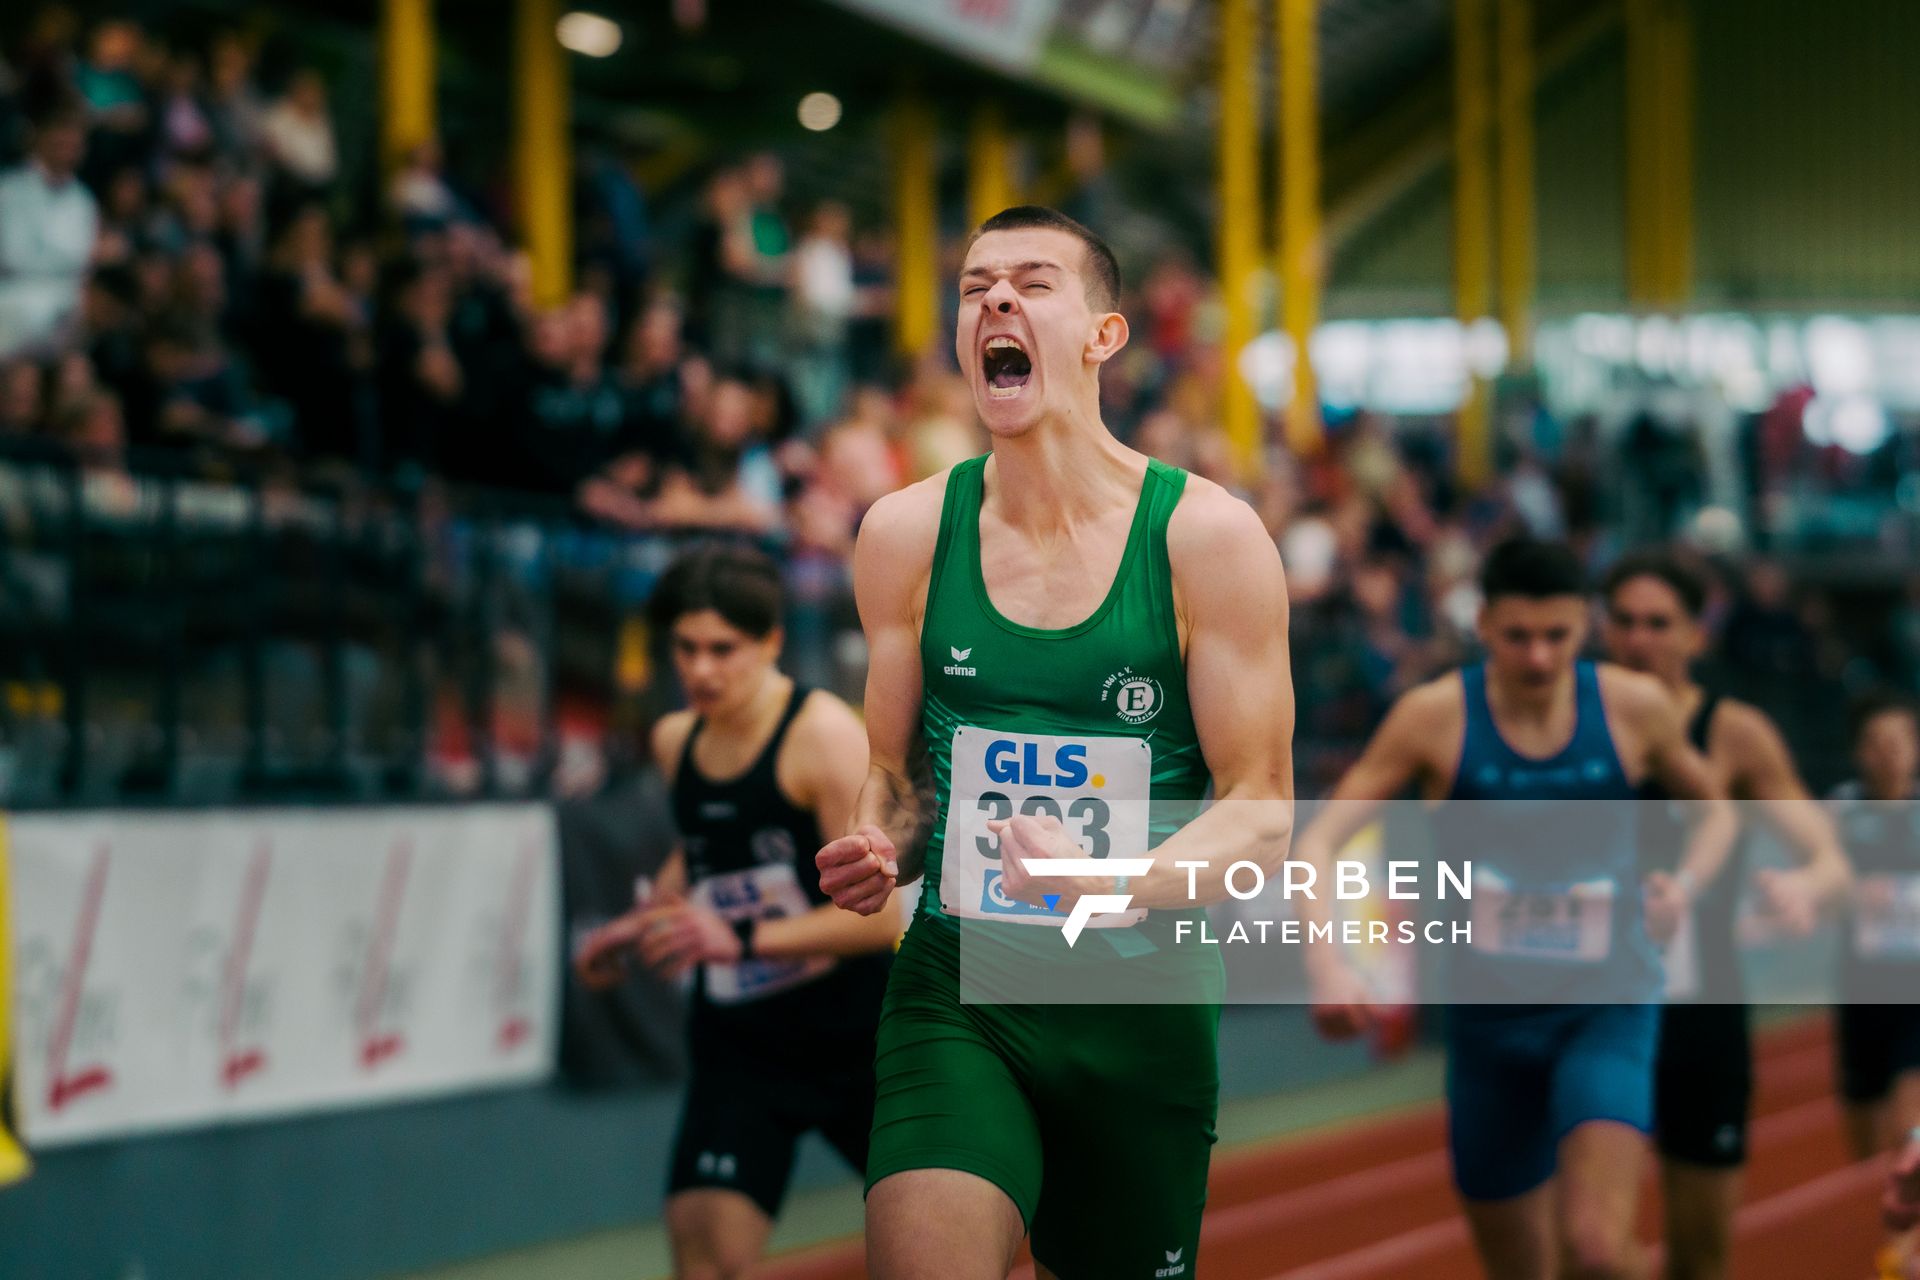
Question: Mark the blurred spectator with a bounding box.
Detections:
[789,200,855,432]
[253,203,363,463]
[616,299,693,462]
[0,359,44,436]
[376,260,462,477]
[389,139,462,231]
[647,372,779,533]
[72,19,146,183]
[205,32,265,164]
[155,50,215,168]
[512,295,629,497]
[261,69,337,196]
[0,98,98,359]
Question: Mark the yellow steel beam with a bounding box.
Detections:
[1277,0,1325,459]
[1453,0,1494,488]
[380,0,436,176]
[967,102,1017,229]
[513,0,572,308]
[1495,0,1536,367]
[893,96,940,357]
[1219,0,1262,476]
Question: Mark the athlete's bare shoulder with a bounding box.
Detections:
[1708,696,1797,786]
[853,472,949,624]
[788,687,866,756]
[1387,673,1467,750]
[778,687,870,805]
[1595,662,1676,724]
[1165,471,1272,558]
[1165,472,1284,621]
[650,710,698,779]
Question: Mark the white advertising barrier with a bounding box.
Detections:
[7,805,559,1147]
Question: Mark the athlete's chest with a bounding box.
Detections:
[975,511,1136,630]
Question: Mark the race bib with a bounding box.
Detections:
[939,726,1151,928]
[1853,874,1920,960]
[1470,869,1614,963]
[1663,905,1701,1000]
[692,864,836,1004]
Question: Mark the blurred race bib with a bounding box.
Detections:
[939,726,1150,928]
[693,864,835,1003]
[1853,873,1920,961]
[1471,869,1614,963]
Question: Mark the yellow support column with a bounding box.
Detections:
[1453,0,1494,489]
[514,0,572,309]
[1218,0,1261,477]
[1657,0,1694,307]
[1495,0,1535,368]
[893,97,940,358]
[0,820,28,1187]
[380,0,436,175]
[967,102,1017,229]
[1277,0,1324,459]
[1624,0,1652,305]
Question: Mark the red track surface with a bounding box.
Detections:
[763,1016,1895,1279]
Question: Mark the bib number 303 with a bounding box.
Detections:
[940,726,1151,927]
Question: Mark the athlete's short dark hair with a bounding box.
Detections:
[1480,536,1587,602]
[1850,691,1920,745]
[1602,549,1710,618]
[972,205,1120,311]
[648,544,784,639]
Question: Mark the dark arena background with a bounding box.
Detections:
[2,1,1919,1277]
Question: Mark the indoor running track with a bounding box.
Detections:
[760,1016,1891,1280]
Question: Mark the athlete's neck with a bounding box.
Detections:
[706,671,792,742]
[1485,665,1576,722]
[983,417,1141,538]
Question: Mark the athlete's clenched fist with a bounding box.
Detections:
[816,824,898,915]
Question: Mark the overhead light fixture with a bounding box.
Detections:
[797,92,843,132]
[557,11,622,57]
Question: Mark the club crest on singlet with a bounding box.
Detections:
[1101,667,1164,726]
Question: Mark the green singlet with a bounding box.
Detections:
[866,455,1222,1280]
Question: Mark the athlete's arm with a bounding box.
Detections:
[1719,701,1853,933]
[816,482,943,916]
[1289,683,1450,1034]
[572,717,693,987]
[1619,671,1738,937]
[1290,682,1449,923]
[753,693,903,959]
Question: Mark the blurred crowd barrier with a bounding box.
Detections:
[0,432,1906,811]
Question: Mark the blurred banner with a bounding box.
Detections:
[7,806,559,1147]
[828,0,1061,72]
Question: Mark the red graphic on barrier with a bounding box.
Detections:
[493,833,541,1054]
[356,837,413,1071]
[219,841,273,1089]
[46,843,115,1112]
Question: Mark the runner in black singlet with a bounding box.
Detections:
[576,545,896,1280]
[1603,549,1849,1280]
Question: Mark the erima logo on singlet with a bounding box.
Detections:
[1157,1247,1187,1277]
[944,645,977,677]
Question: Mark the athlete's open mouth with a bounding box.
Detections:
[982,336,1032,399]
